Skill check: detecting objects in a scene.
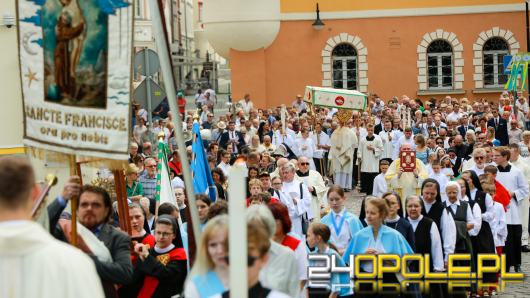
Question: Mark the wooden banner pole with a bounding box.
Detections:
[114,169,132,235]
[68,154,78,247]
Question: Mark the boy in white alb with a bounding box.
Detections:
[372,160,390,198]
[429,160,449,196]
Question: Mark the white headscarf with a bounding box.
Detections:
[442,181,462,203]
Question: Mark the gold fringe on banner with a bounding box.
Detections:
[27,147,128,170]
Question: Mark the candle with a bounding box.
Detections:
[228,159,248,298]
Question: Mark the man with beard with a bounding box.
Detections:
[0,158,103,298]
[49,184,133,296]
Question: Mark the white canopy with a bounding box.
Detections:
[303,86,367,110]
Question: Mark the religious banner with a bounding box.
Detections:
[304,86,367,110]
[505,52,530,92]
[17,0,133,160]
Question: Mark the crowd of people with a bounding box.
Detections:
[2,90,530,298]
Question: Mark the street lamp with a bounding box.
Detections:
[312,3,325,30]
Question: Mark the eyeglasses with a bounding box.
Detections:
[437,142,443,145]
[272,182,282,185]
[474,156,485,160]
[300,162,310,166]
[155,231,174,238]
[146,165,157,168]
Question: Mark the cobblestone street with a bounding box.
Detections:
[344,191,529,297]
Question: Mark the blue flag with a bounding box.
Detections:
[191,122,216,201]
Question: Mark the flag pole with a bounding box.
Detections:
[148,0,201,243]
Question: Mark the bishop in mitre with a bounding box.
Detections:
[330,124,358,191]
[385,143,429,210]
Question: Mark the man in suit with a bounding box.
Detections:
[456,113,475,137]
[49,182,133,297]
[487,108,509,145]
[219,120,246,153]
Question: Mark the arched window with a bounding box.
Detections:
[483,37,509,87]
[332,43,357,90]
[427,40,453,89]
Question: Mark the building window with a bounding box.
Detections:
[427,40,453,89]
[332,43,357,90]
[483,37,509,88]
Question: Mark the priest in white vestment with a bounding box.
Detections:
[296,156,328,221]
[280,163,312,237]
[509,145,530,249]
[0,157,103,298]
[386,143,429,210]
[493,147,529,272]
[311,123,331,176]
[378,120,395,161]
[330,126,358,190]
[358,124,384,195]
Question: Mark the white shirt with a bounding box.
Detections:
[429,172,449,194]
[271,130,295,149]
[496,164,530,224]
[293,238,308,281]
[358,134,384,173]
[311,131,331,158]
[408,215,445,271]
[217,162,231,178]
[372,173,388,198]
[260,242,300,298]
[422,198,456,261]
[489,202,508,247]
[281,180,312,235]
[328,209,352,250]
[273,189,300,226]
[378,130,395,160]
[0,221,104,298]
[239,99,254,115]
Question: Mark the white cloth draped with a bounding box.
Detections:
[0,221,104,298]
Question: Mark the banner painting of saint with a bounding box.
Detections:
[42,0,108,108]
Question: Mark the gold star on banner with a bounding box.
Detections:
[25,68,38,87]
